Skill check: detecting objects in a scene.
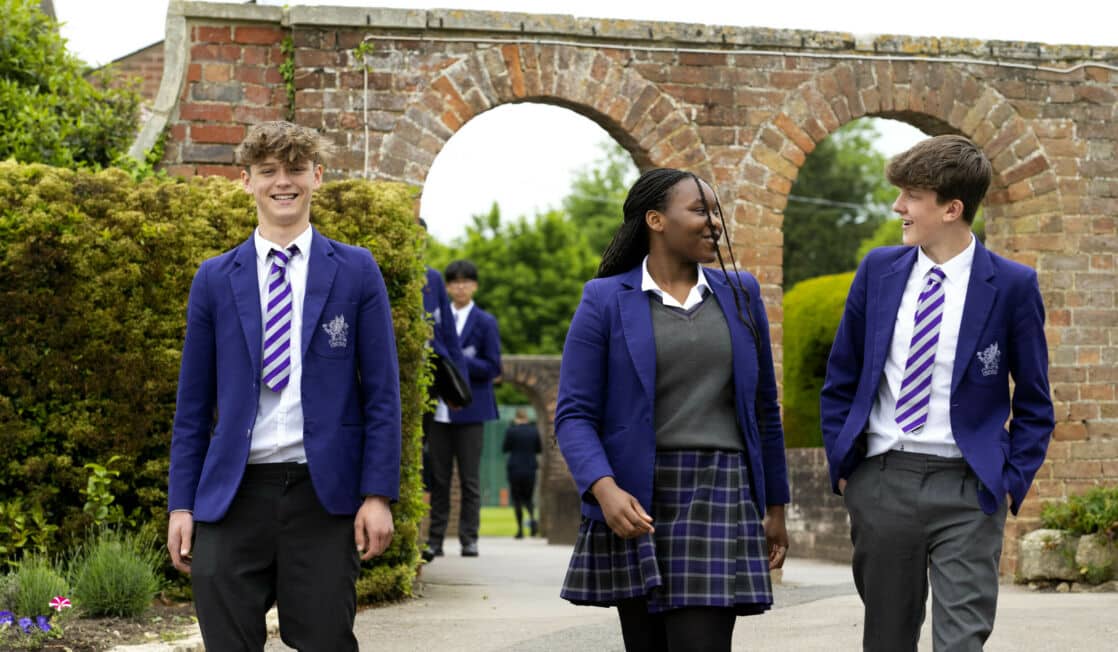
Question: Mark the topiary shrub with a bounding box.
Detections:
[782,271,855,448]
[0,162,428,602]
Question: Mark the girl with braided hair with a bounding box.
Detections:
[555,168,790,651]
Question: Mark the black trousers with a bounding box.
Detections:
[426,421,484,546]
[617,598,737,652]
[507,470,536,528]
[191,463,359,652]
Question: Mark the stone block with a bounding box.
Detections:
[1075,534,1118,582]
[1019,529,1078,581]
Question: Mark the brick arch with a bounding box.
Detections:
[742,60,1060,272]
[377,44,712,187]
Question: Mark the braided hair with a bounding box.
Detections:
[596,168,762,357]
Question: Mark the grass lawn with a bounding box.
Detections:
[478,505,526,537]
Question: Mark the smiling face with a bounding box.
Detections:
[242,156,322,234]
[892,186,963,251]
[647,176,723,265]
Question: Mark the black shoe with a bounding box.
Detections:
[514,530,524,539]
[461,541,479,557]
[421,543,443,562]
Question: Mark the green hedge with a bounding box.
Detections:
[782,271,855,448]
[0,162,428,602]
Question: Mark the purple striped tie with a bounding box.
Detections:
[895,267,946,434]
[262,246,297,392]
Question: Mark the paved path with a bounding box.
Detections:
[253,536,1118,651]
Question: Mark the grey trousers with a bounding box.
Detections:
[844,451,1008,652]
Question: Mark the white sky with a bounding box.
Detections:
[55,0,1116,241]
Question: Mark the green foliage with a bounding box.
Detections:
[68,528,160,618]
[81,456,125,528]
[431,203,598,354]
[0,500,58,569]
[784,119,893,288]
[782,272,855,447]
[1041,485,1118,539]
[0,162,428,603]
[10,556,68,618]
[856,214,986,261]
[562,142,637,256]
[0,0,141,169]
[1079,560,1114,585]
[279,35,296,121]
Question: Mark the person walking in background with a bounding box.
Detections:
[820,135,1055,651]
[555,168,790,652]
[417,218,470,492]
[502,408,542,539]
[423,260,502,561]
[167,121,401,651]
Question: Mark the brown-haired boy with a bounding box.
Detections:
[821,134,1054,650]
[168,121,401,650]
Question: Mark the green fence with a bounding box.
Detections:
[480,405,537,506]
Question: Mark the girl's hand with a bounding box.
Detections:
[591,477,654,539]
[764,504,789,570]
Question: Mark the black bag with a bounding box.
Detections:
[432,353,472,409]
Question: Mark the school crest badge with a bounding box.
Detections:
[976,342,1000,377]
[323,314,349,349]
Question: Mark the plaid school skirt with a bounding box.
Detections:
[560,450,773,615]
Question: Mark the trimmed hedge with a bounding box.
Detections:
[782,271,855,448]
[0,162,428,601]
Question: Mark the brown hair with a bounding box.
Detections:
[885,134,992,224]
[235,121,333,168]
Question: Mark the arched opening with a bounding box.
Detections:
[417,101,638,545]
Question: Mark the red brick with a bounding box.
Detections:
[232,105,284,123]
[195,165,242,180]
[1053,422,1087,441]
[195,26,231,44]
[179,103,233,122]
[165,164,195,178]
[203,64,232,82]
[242,47,268,66]
[243,84,272,105]
[234,66,268,85]
[234,26,285,46]
[190,124,245,145]
[186,63,202,82]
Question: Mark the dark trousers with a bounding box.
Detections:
[191,463,359,652]
[507,470,536,530]
[844,451,1008,652]
[426,421,484,546]
[617,598,736,652]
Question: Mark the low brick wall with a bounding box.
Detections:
[785,447,853,564]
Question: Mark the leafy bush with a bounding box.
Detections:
[1041,485,1118,539]
[68,528,161,618]
[0,162,428,602]
[0,0,142,169]
[782,272,855,448]
[10,556,68,618]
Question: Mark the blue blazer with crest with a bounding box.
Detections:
[168,228,402,522]
[555,265,790,523]
[449,305,501,424]
[820,240,1055,515]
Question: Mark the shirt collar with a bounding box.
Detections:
[916,233,975,287]
[254,225,313,263]
[452,300,475,317]
[640,255,711,309]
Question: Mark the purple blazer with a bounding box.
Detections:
[555,265,790,523]
[168,228,402,521]
[820,240,1055,515]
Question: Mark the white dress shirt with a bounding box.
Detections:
[866,235,976,458]
[641,256,711,310]
[249,226,313,464]
[434,300,475,424]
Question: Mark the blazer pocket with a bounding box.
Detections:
[311,301,357,359]
[968,340,1007,385]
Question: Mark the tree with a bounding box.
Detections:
[428,203,598,355]
[783,119,894,288]
[0,0,141,169]
[562,142,638,256]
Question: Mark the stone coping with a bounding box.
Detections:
[173,0,1117,62]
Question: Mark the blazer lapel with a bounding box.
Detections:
[952,241,997,394]
[617,267,656,404]
[871,250,917,381]
[230,238,262,375]
[301,228,337,358]
[458,307,478,345]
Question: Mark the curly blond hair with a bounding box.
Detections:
[235,121,333,168]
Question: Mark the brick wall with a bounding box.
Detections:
[97,42,166,104]
[141,3,1118,574]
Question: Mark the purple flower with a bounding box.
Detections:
[0,610,13,626]
[36,615,52,632]
[18,616,33,633]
